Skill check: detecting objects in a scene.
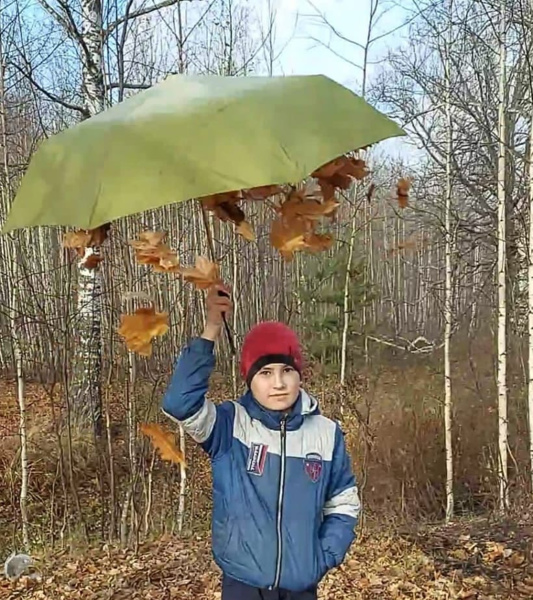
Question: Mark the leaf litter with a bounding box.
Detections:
[3,518,531,599]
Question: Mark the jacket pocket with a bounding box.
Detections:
[212,515,233,562]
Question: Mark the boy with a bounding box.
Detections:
[162,285,360,599]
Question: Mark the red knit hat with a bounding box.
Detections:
[240,321,303,385]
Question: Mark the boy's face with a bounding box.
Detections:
[250,363,301,412]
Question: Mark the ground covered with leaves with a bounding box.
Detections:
[2,517,532,600]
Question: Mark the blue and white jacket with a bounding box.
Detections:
[162,337,360,592]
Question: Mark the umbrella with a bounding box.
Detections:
[1,73,405,233]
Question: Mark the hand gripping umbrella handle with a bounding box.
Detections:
[217,290,235,356]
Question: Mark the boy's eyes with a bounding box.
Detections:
[259,367,294,376]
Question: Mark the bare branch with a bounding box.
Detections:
[104,0,193,39]
[8,61,89,118]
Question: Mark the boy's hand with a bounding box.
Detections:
[202,284,232,341]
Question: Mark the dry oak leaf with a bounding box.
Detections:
[62,224,111,256]
[243,184,284,200]
[130,231,180,273]
[236,221,256,241]
[200,191,245,224]
[62,230,92,250]
[397,177,411,208]
[312,156,368,198]
[270,217,307,261]
[279,188,339,222]
[304,232,334,253]
[82,253,104,270]
[140,423,186,466]
[179,256,221,289]
[117,306,169,356]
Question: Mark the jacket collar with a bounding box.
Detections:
[239,388,319,431]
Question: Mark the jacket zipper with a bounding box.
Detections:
[272,416,287,589]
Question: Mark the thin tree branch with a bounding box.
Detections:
[8,61,89,118]
[104,0,193,38]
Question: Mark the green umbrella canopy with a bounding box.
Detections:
[2,73,405,233]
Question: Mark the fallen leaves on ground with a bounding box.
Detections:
[4,519,531,599]
[117,306,169,356]
[140,423,186,466]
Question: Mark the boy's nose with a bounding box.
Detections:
[273,374,286,389]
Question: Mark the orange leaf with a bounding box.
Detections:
[317,179,337,202]
[82,253,103,270]
[236,221,256,241]
[62,224,110,251]
[200,192,246,224]
[88,223,111,246]
[270,217,307,261]
[304,232,334,253]
[279,188,339,222]
[130,231,180,273]
[311,157,346,179]
[117,306,169,356]
[62,230,92,249]
[243,184,284,200]
[312,156,368,181]
[339,157,368,181]
[179,256,221,289]
[140,423,186,466]
[397,177,411,208]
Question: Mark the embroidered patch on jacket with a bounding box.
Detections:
[246,443,268,476]
[304,452,323,482]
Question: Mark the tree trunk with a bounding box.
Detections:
[527,0,533,492]
[497,0,509,512]
[71,0,106,433]
[444,0,454,523]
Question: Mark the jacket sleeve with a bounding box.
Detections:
[319,424,361,570]
[161,337,233,460]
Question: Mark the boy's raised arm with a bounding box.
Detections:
[319,425,361,571]
[161,285,234,459]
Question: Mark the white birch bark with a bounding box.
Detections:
[528,0,533,499]
[70,0,106,432]
[444,0,454,523]
[497,0,509,512]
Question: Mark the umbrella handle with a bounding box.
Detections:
[217,290,235,356]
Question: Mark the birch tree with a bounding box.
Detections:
[26,0,194,433]
[443,0,454,523]
[527,0,533,494]
[496,0,509,512]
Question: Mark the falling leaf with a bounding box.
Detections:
[63,230,92,254]
[341,157,368,180]
[62,224,111,257]
[117,306,169,356]
[243,184,284,200]
[366,183,376,203]
[397,177,411,208]
[130,231,180,273]
[304,232,334,253]
[200,192,245,224]
[82,253,103,270]
[312,155,368,183]
[311,157,346,179]
[279,188,339,222]
[317,179,337,202]
[270,217,307,261]
[235,221,256,241]
[88,223,111,246]
[140,423,186,466]
[179,256,220,289]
